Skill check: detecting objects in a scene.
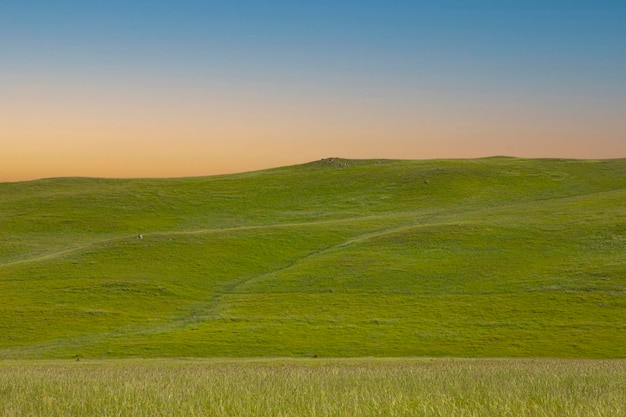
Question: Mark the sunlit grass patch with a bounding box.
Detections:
[1,358,624,417]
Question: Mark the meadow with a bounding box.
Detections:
[1,358,624,417]
[0,157,625,359]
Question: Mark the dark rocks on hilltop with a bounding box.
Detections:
[318,157,350,168]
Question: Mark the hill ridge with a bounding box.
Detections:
[1,158,625,358]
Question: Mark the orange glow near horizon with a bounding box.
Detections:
[2,79,625,182]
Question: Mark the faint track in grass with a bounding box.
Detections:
[0,238,125,269]
[0,216,426,358]
[0,212,420,269]
[3,186,624,270]
[168,216,482,327]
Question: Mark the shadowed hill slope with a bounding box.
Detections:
[0,157,625,358]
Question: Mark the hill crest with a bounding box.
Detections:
[0,157,625,359]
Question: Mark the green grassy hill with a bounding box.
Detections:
[1,157,625,359]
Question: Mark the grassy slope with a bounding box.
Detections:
[0,157,624,359]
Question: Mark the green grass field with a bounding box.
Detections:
[1,358,624,416]
[1,157,625,359]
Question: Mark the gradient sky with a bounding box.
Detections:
[2,1,625,181]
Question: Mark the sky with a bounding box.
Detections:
[2,1,625,181]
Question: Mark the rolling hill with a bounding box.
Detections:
[0,157,625,359]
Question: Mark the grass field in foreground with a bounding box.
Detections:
[1,358,624,417]
[0,157,625,358]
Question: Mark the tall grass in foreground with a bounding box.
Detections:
[1,358,624,416]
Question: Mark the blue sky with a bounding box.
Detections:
[2,1,625,180]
